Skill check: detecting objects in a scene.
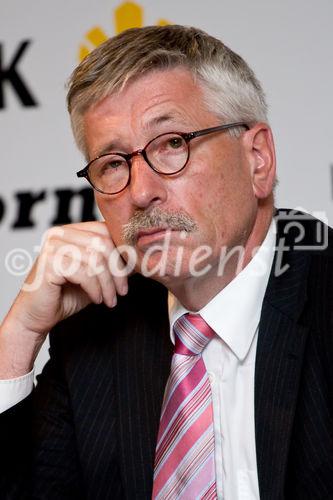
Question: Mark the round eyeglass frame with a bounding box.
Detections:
[76,122,249,195]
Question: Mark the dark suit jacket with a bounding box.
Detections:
[1,210,333,500]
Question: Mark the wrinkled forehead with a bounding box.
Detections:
[86,66,204,115]
[82,68,216,158]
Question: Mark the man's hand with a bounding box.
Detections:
[0,221,128,378]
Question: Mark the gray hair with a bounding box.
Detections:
[67,25,268,156]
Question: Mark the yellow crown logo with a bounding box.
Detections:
[79,1,170,61]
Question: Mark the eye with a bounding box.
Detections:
[167,137,184,149]
[94,156,127,178]
[106,159,123,169]
[101,156,126,171]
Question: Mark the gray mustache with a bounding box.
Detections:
[122,207,198,245]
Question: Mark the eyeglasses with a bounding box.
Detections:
[76,122,249,195]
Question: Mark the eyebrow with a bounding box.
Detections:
[96,142,119,157]
[145,112,191,133]
[145,114,177,129]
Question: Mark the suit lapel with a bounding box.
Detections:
[255,215,311,499]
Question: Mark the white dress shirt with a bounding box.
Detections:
[168,220,276,500]
[0,221,276,500]
[0,368,34,413]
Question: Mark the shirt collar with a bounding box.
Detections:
[168,219,276,360]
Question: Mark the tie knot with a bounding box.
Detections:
[173,313,215,356]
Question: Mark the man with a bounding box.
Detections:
[0,25,332,500]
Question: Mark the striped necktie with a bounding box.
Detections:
[152,313,217,499]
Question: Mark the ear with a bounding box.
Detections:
[242,123,276,199]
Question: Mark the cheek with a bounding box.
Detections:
[176,162,224,229]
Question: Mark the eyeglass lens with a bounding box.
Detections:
[89,133,188,194]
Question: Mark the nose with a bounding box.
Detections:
[128,154,167,209]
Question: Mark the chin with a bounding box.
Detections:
[135,252,184,279]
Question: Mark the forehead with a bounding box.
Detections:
[83,68,217,157]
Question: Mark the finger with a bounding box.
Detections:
[46,236,129,297]
[92,265,118,307]
[46,244,121,307]
[106,247,129,295]
[62,220,110,236]
[45,227,109,252]
[50,255,104,305]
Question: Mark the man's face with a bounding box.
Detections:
[83,67,266,285]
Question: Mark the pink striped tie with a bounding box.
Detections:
[152,313,217,499]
